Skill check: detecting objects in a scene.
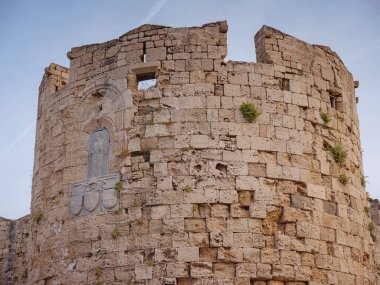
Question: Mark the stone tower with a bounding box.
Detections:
[0,21,377,284]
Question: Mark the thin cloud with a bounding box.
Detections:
[138,0,168,26]
[0,122,34,159]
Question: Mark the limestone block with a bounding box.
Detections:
[146,47,167,61]
[206,217,226,232]
[297,222,320,239]
[190,135,209,149]
[135,264,153,280]
[251,137,271,151]
[236,176,260,191]
[237,135,251,149]
[171,204,193,218]
[249,202,267,219]
[272,264,295,279]
[154,162,168,177]
[261,248,280,264]
[236,263,257,278]
[292,93,308,107]
[151,205,170,219]
[307,183,326,200]
[128,137,141,152]
[224,84,241,96]
[228,162,248,176]
[256,263,272,279]
[218,247,243,262]
[184,218,206,233]
[283,166,300,181]
[267,164,283,179]
[281,250,301,265]
[177,247,199,262]
[213,263,236,277]
[242,150,259,163]
[211,204,230,217]
[220,189,238,204]
[190,262,213,277]
[166,262,189,277]
[243,247,260,262]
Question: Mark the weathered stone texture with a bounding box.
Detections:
[0,20,378,285]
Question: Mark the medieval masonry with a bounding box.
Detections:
[0,20,379,285]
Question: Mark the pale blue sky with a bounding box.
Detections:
[0,0,379,219]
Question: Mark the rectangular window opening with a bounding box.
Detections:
[329,93,337,109]
[137,73,157,90]
[141,42,147,63]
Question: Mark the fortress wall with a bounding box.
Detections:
[10,20,376,284]
[0,216,30,285]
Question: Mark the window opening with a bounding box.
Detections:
[329,93,337,109]
[141,42,147,63]
[137,73,157,90]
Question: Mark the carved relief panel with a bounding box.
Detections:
[69,80,133,218]
[70,128,120,218]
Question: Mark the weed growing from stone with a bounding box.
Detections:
[338,173,350,185]
[368,223,377,242]
[184,185,193,193]
[145,258,154,266]
[330,144,347,165]
[95,266,102,277]
[320,112,331,125]
[114,181,123,191]
[240,102,261,122]
[33,212,43,224]
[361,176,368,188]
[112,226,119,239]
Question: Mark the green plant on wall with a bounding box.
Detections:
[361,176,368,188]
[368,223,377,242]
[240,102,261,122]
[114,181,123,191]
[145,258,154,266]
[95,266,102,277]
[338,173,350,185]
[33,212,43,224]
[330,144,347,165]
[112,226,119,239]
[184,185,193,193]
[320,112,331,125]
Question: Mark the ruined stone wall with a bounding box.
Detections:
[1,21,376,285]
[0,216,30,285]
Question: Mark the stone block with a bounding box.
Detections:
[146,47,167,61]
[213,262,236,277]
[190,135,209,149]
[307,183,326,200]
[151,205,170,219]
[184,218,206,232]
[177,247,199,262]
[236,176,260,191]
[135,264,153,280]
[190,262,213,277]
[236,263,257,277]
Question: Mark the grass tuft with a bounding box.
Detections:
[330,144,347,165]
[240,102,261,122]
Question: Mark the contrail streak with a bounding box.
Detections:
[0,122,35,159]
[139,0,168,26]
